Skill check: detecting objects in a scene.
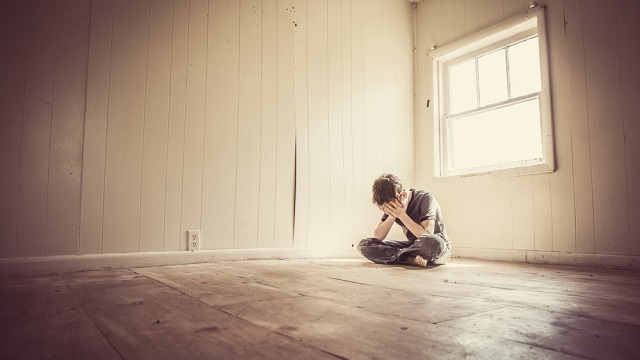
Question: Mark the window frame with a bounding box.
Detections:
[429,6,554,179]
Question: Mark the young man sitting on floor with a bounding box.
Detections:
[357,173,452,267]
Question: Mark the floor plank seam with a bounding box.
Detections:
[129,268,198,300]
[323,275,515,304]
[233,275,290,291]
[431,304,513,325]
[326,276,376,287]
[426,279,640,304]
[215,307,346,359]
[508,337,592,360]
[544,308,640,329]
[79,303,126,360]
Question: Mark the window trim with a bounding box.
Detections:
[428,6,554,179]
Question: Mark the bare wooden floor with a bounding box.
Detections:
[1,258,640,359]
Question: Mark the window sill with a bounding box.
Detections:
[429,162,555,184]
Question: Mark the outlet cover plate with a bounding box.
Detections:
[188,230,200,251]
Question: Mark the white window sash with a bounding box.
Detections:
[429,5,554,179]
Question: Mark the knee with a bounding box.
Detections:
[357,238,377,252]
[415,234,445,258]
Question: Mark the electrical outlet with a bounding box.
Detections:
[188,230,200,251]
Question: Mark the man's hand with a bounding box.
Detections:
[381,200,407,218]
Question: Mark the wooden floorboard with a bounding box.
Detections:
[0,272,120,359]
[134,264,297,307]
[1,258,639,359]
[80,283,333,359]
[438,305,640,360]
[220,295,578,359]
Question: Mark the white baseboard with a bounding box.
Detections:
[3,247,638,274]
[452,248,640,270]
[0,247,361,274]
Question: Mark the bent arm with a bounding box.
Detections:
[397,215,435,239]
[373,216,396,240]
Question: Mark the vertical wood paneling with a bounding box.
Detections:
[564,0,594,254]
[477,0,503,29]
[0,1,28,258]
[441,183,462,245]
[484,179,513,249]
[511,176,535,250]
[234,0,262,249]
[582,0,629,255]
[416,0,439,187]
[417,0,638,260]
[454,0,466,39]
[362,0,384,230]
[163,0,189,251]
[6,0,632,259]
[1,0,415,258]
[418,0,444,243]
[503,0,525,18]
[80,0,113,255]
[397,1,414,183]
[617,0,640,255]
[139,0,172,252]
[363,0,384,238]
[414,3,428,187]
[533,174,553,251]
[438,0,456,247]
[441,0,456,45]
[257,0,278,248]
[202,0,239,250]
[306,0,330,248]
[381,0,398,176]
[102,0,149,254]
[45,0,90,256]
[546,0,576,252]
[469,181,486,248]
[328,0,345,247]
[341,0,355,245]
[293,0,309,248]
[180,0,208,250]
[274,0,296,248]
[350,0,367,240]
[464,0,479,34]
[16,0,58,257]
[456,183,473,248]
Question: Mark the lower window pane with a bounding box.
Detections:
[448,98,542,171]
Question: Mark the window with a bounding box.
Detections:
[430,6,554,178]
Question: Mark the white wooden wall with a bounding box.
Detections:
[416,0,640,256]
[0,0,90,257]
[293,0,415,248]
[0,0,414,258]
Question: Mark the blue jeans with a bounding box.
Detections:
[357,234,451,265]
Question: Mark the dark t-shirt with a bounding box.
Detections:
[381,189,450,242]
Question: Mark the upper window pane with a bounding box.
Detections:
[478,49,508,106]
[449,59,477,114]
[508,37,541,98]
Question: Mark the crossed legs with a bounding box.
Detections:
[357,234,450,267]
